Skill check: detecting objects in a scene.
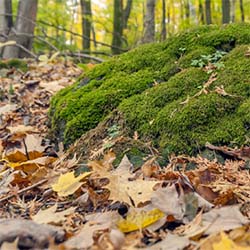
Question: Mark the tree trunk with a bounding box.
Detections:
[185,0,190,25]
[142,0,155,43]
[0,0,13,56]
[3,0,38,58]
[112,0,123,54]
[231,0,236,22]
[80,0,92,52]
[239,0,245,22]
[222,0,230,24]
[205,0,212,24]
[123,0,132,29]
[161,0,166,41]
[198,0,204,24]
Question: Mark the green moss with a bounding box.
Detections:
[178,46,215,68]
[0,59,28,71]
[50,23,250,155]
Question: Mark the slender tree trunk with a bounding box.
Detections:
[231,0,236,22]
[239,0,245,22]
[0,0,13,56]
[185,0,190,25]
[123,0,132,29]
[198,0,204,24]
[3,0,38,58]
[205,0,212,24]
[142,0,155,43]
[222,0,230,24]
[91,25,97,48]
[112,0,123,54]
[180,0,184,21]
[80,0,92,52]
[161,0,166,41]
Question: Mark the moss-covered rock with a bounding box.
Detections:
[49,23,250,156]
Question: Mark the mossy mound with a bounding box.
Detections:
[50,23,250,156]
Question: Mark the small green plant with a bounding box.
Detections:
[107,124,120,138]
[9,84,14,95]
[191,50,227,70]
[178,47,186,57]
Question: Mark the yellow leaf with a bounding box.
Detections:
[117,208,165,233]
[38,54,48,62]
[213,232,250,250]
[52,171,92,197]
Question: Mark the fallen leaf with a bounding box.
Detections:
[117,208,165,233]
[151,185,185,220]
[148,233,190,250]
[1,238,19,250]
[7,125,37,134]
[65,211,117,249]
[108,177,159,207]
[0,104,17,115]
[32,204,75,224]
[202,205,249,235]
[52,171,92,197]
[213,232,250,250]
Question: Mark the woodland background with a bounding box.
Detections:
[0,0,250,59]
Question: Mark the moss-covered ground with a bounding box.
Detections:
[49,23,250,156]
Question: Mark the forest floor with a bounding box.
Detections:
[0,59,250,250]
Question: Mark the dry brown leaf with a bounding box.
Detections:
[0,104,17,115]
[148,233,190,250]
[32,204,75,224]
[7,125,37,134]
[65,211,119,250]
[1,238,19,250]
[151,185,186,220]
[202,205,249,235]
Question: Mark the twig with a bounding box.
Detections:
[64,52,104,63]
[0,179,48,203]
[22,138,30,160]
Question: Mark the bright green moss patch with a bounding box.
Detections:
[50,23,250,155]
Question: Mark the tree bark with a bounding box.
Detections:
[222,0,230,24]
[80,0,92,52]
[198,0,204,24]
[205,0,212,24]
[161,0,166,41]
[142,0,155,43]
[0,0,13,56]
[185,0,190,25]
[231,0,236,22]
[3,0,38,58]
[112,0,123,54]
[123,0,132,29]
[239,0,245,22]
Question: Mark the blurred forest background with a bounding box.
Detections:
[0,0,249,59]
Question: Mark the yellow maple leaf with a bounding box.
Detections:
[117,208,165,233]
[52,171,92,197]
[213,232,250,250]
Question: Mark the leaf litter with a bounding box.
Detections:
[0,59,250,249]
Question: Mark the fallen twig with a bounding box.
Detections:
[0,179,47,203]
